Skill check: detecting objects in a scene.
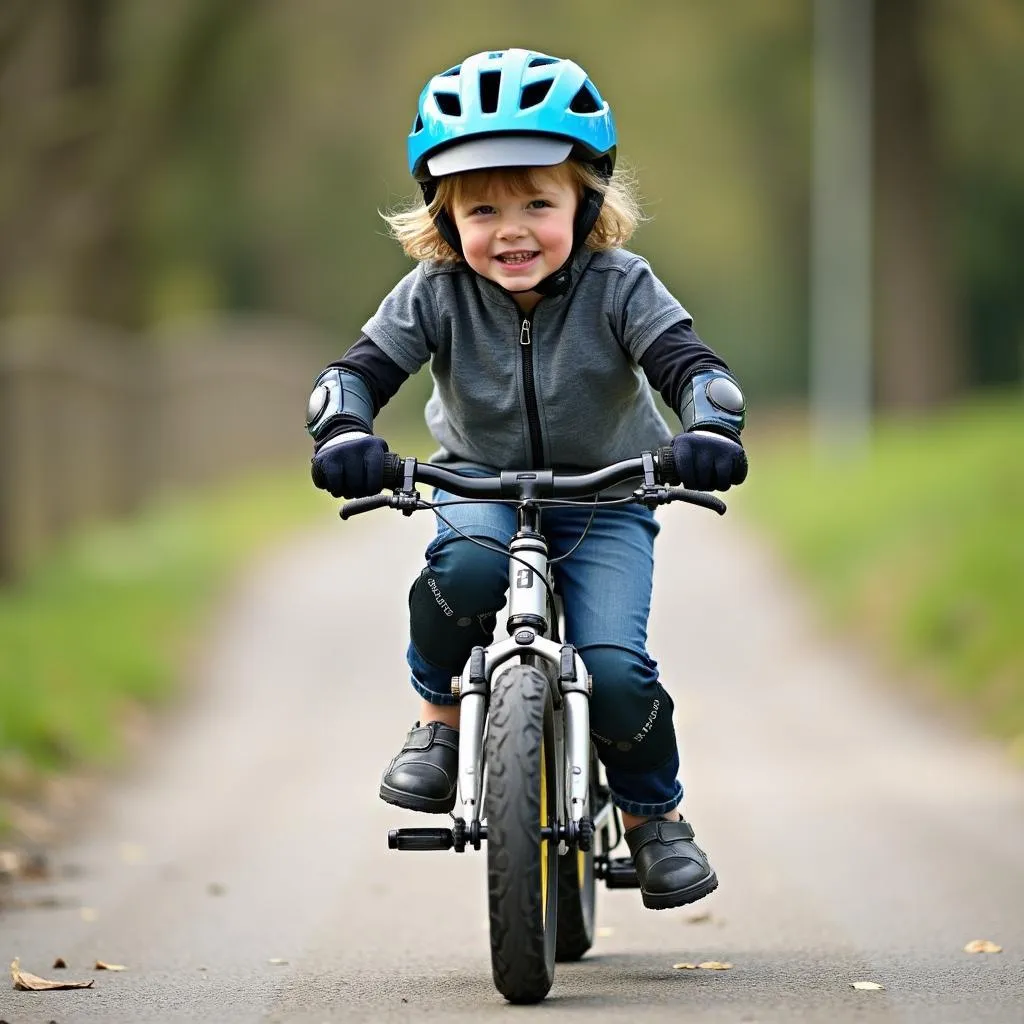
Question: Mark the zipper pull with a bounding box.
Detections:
[519,318,531,346]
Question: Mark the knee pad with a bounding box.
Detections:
[582,645,678,773]
[408,539,507,672]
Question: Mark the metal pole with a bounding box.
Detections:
[810,0,874,454]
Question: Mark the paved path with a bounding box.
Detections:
[4,494,1023,1022]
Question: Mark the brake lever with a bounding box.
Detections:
[394,489,421,517]
[633,485,727,516]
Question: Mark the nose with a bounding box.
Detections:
[495,213,527,240]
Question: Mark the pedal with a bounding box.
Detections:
[599,856,641,889]
[388,827,454,851]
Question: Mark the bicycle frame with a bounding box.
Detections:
[451,500,592,853]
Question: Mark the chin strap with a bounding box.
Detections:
[419,176,608,299]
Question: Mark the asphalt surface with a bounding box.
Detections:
[3,496,1023,1023]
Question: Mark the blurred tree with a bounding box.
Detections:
[874,0,963,409]
[931,0,1024,390]
[0,0,258,329]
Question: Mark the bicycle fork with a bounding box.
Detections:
[452,632,592,850]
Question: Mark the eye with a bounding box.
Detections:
[527,199,551,209]
[469,204,495,216]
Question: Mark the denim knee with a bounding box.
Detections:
[581,644,678,774]
[408,536,508,684]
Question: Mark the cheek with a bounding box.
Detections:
[457,224,490,266]
[539,214,575,259]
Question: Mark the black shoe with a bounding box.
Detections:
[379,721,459,814]
[624,817,718,910]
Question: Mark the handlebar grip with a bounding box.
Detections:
[339,494,391,520]
[669,487,727,516]
[381,452,404,490]
[657,445,680,485]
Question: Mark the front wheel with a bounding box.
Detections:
[485,664,559,1004]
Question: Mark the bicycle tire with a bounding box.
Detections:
[485,663,559,1004]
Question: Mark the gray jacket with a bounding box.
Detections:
[361,247,690,470]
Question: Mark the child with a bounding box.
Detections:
[306,48,748,910]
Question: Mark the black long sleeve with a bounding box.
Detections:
[638,320,731,422]
[329,334,410,417]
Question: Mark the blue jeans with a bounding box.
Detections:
[406,487,683,817]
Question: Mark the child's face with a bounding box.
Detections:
[450,166,578,305]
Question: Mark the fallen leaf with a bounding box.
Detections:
[19,853,49,880]
[673,962,699,970]
[52,958,67,969]
[80,907,98,922]
[963,939,1002,954]
[207,882,227,897]
[267,958,289,966]
[94,961,126,971]
[685,911,713,924]
[596,926,614,938]
[851,981,885,991]
[10,958,94,990]
[697,961,733,970]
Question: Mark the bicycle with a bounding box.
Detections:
[339,446,726,1004]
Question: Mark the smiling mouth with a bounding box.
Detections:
[495,251,540,265]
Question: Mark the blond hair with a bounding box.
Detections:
[382,160,644,263]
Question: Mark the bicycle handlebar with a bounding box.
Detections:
[338,448,727,519]
[381,449,682,499]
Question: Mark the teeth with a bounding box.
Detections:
[498,252,536,264]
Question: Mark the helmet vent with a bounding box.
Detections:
[435,92,462,116]
[440,65,461,77]
[412,114,423,133]
[528,56,558,68]
[479,70,501,114]
[520,79,553,110]
[569,84,601,114]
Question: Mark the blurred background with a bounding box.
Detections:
[0,0,1021,800]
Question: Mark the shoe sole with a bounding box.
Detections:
[640,871,719,910]
[379,782,456,815]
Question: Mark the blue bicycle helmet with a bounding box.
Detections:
[408,49,617,296]
[408,48,616,181]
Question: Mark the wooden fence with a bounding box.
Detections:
[0,315,330,582]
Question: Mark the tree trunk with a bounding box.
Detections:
[873,0,963,410]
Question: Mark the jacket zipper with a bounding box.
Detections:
[519,316,545,468]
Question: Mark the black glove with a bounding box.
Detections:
[311,433,389,498]
[669,430,748,491]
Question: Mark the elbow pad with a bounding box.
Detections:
[305,368,374,444]
[679,369,746,441]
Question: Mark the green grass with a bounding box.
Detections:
[0,422,436,826]
[0,465,329,803]
[742,393,1024,746]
